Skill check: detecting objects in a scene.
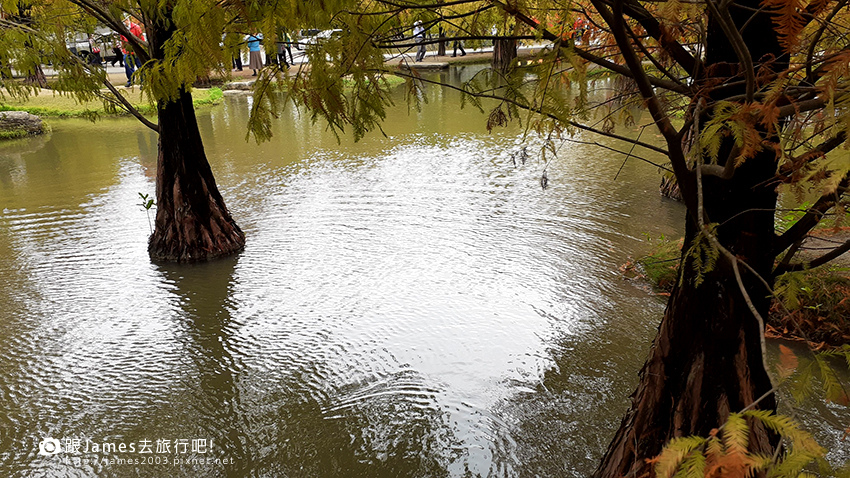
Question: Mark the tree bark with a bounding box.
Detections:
[23,64,47,88]
[145,14,245,262]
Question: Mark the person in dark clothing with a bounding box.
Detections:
[112,45,124,67]
[277,30,295,67]
[452,40,466,57]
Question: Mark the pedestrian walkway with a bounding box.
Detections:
[31,43,550,89]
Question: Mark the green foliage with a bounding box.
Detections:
[654,436,706,478]
[138,192,154,211]
[682,224,720,287]
[654,411,830,478]
[138,192,154,233]
[776,201,813,234]
[195,87,223,105]
[773,267,850,346]
[0,128,32,140]
[786,350,850,405]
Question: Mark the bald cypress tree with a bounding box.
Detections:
[1,0,246,262]
[246,0,850,474]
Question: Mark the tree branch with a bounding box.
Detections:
[487,0,693,95]
[805,0,848,80]
[705,0,755,103]
[774,170,850,254]
[68,54,160,132]
[67,0,150,63]
[778,131,847,179]
[774,238,850,274]
[624,22,688,88]
[386,68,671,159]
[101,81,160,132]
[599,0,701,76]
[595,0,697,216]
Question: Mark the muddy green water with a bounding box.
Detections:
[0,69,844,477]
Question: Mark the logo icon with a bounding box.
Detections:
[38,438,62,455]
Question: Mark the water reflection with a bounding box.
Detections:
[153,259,249,478]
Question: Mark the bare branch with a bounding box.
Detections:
[486,0,693,95]
[778,131,847,178]
[774,170,850,254]
[101,82,160,132]
[775,239,850,274]
[68,54,160,132]
[595,0,697,216]
[590,0,701,76]
[67,0,150,63]
[385,68,672,158]
[805,0,848,80]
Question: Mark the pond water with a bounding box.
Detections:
[0,68,843,477]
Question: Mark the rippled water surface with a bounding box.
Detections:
[3,70,700,477]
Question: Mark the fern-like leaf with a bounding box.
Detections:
[654,436,707,478]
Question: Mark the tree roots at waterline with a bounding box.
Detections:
[147,199,245,263]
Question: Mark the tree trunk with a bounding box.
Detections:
[493,38,516,72]
[144,11,245,263]
[437,26,446,56]
[148,88,245,262]
[24,64,47,88]
[594,157,780,476]
[595,1,784,474]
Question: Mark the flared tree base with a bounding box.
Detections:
[148,226,245,263]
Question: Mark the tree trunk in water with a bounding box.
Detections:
[144,11,245,263]
[595,1,784,474]
[493,38,516,72]
[148,88,245,262]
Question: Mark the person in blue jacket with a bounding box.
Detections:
[246,33,263,76]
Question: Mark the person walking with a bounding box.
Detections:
[111,40,124,67]
[413,21,427,62]
[452,40,465,57]
[120,17,143,87]
[279,30,295,66]
[246,33,263,76]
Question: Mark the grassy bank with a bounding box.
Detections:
[624,235,850,348]
[0,87,223,118]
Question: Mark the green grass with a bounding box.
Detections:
[625,235,682,292]
[0,87,224,118]
[0,118,50,141]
